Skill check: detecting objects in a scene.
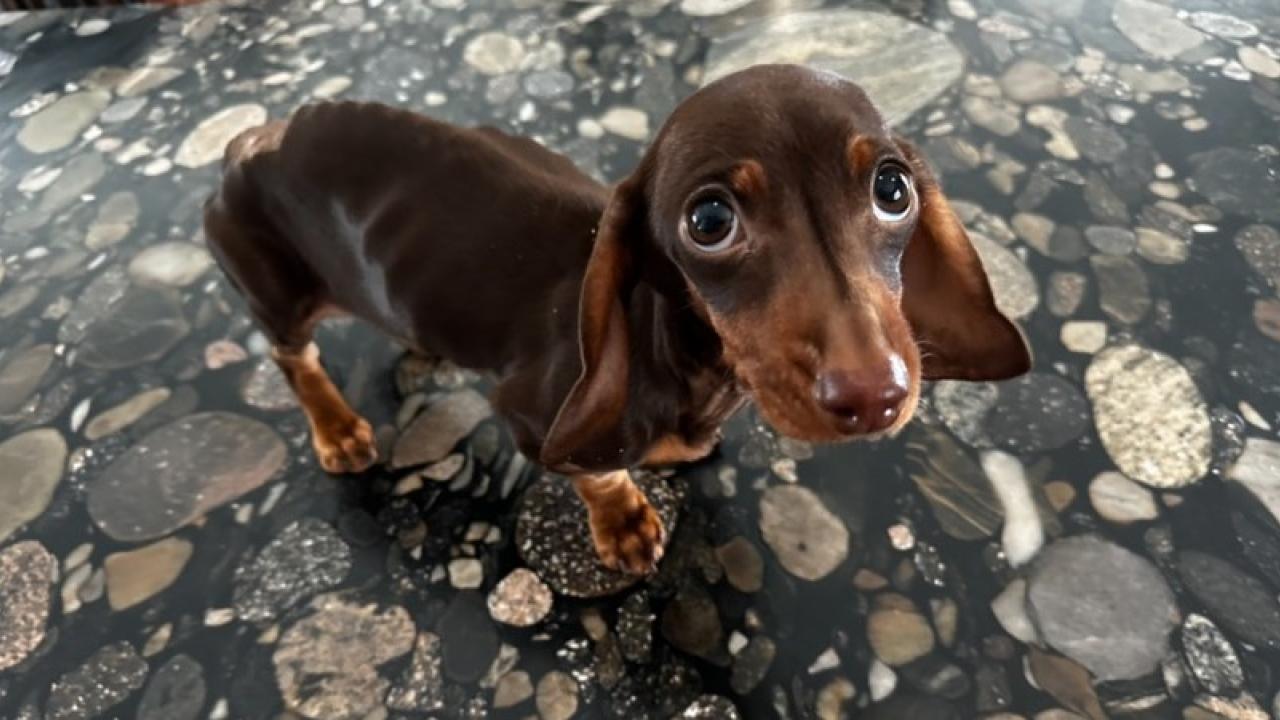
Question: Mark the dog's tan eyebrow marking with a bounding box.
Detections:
[729,159,768,198]
[846,134,879,176]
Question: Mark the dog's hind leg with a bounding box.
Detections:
[205,195,378,474]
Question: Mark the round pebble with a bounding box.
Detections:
[487,568,552,627]
[759,484,849,581]
[462,32,525,75]
[1088,471,1159,524]
[1085,345,1212,488]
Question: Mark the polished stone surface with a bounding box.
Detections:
[1,0,1279,718]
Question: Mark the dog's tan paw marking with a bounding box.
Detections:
[314,415,378,474]
[587,494,667,576]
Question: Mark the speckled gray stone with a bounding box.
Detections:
[1235,225,1280,290]
[1085,345,1211,488]
[985,372,1091,453]
[516,473,679,598]
[1182,614,1243,695]
[233,518,353,621]
[679,695,742,719]
[487,568,553,627]
[0,541,56,672]
[46,641,149,720]
[385,632,445,713]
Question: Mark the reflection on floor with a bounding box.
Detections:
[1,0,1280,718]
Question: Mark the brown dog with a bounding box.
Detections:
[204,64,1031,575]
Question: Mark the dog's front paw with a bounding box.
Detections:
[313,415,378,474]
[586,492,666,576]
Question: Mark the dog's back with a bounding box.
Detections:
[206,101,607,370]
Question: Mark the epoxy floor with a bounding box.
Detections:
[2,0,1280,718]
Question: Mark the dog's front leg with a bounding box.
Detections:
[572,470,666,575]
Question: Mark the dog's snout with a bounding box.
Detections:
[814,355,909,434]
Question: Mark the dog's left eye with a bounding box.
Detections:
[871,164,913,222]
[685,197,738,252]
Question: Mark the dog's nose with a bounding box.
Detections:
[815,359,909,434]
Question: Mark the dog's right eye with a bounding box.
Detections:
[686,197,738,252]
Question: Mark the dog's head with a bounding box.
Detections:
[543,64,1030,465]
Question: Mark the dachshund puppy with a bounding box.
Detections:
[205,63,1031,575]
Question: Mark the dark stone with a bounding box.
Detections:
[137,654,205,720]
[1190,147,1280,222]
[1229,501,1280,589]
[1064,116,1128,163]
[1178,551,1280,650]
[986,372,1091,453]
[860,694,961,720]
[87,412,286,542]
[437,592,499,684]
[336,509,384,549]
[907,429,1003,541]
[1027,648,1108,719]
[617,591,654,663]
[77,285,190,370]
[900,654,972,700]
[661,584,723,659]
[1091,255,1151,325]
[46,642,148,720]
[1048,226,1091,262]
[974,662,1012,712]
[729,636,775,695]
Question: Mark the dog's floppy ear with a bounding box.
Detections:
[895,138,1032,381]
[540,175,646,468]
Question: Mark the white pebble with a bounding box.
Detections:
[1060,321,1107,354]
[449,557,484,589]
[1239,402,1271,431]
[868,659,897,702]
[1089,471,1159,524]
[981,450,1044,567]
[205,608,235,626]
[598,107,650,141]
[991,579,1039,643]
[576,117,603,139]
[809,647,841,674]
